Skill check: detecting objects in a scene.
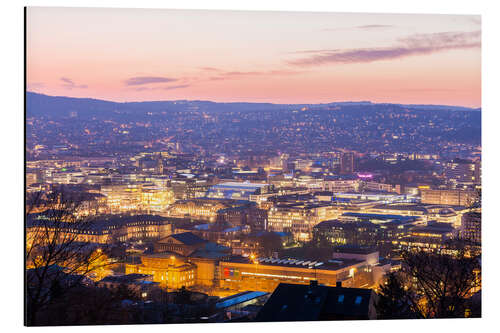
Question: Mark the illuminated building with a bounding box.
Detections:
[170,178,211,200]
[425,206,465,228]
[296,159,314,170]
[154,232,209,256]
[127,232,232,288]
[330,192,415,204]
[420,189,477,206]
[156,158,164,174]
[366,203,430,220]
[313,218,416,252]
[293,175,323,190]
[395,222,457,251]
[461,212,481,244]
[101,183,174,214]
[45,170,86,185]
[70,192,108,217]
[140,185,175,212]
[267,202,339,241]
[219,254,375,293]
[444,159,478,187]
[474,159,481,185]
[174,223,251,249]
[340,152,355,174]
[126,253,197,289]
[339,212,421,225]
[268,155,284,168]
[101,184,141,213]
[216,204,267,229]
[323,176,359,192]
[206,182,273,200]
[249,187,309,205]
[362,181,401,194]
[167,198,253,223]
[26,214,173,245]
[313,220,378,246]
[409,153,439,160]
[26,171,39,186]
[167,198,229,222]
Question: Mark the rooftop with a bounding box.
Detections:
[212,182,269,189]
[99,274,154,284]
[256,282,375,321]
[168,232,208,246]
[342,212,419,222]
[216,291,269,309]
[223,256,365,271]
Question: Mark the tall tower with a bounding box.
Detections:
[156,157,164,174]
[340,152,355,174]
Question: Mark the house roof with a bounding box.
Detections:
[256,283,375,322]
[168,232,208,246]
[158,232,208,245]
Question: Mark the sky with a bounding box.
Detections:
[27,7,481,107]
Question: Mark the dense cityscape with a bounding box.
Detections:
[25,92,481,325]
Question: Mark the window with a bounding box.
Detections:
[354,296,362,305]
[338,295,344,303]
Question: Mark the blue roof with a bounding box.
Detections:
[252,231,292,238]
[216,291,268,309]
[194,224,210,230]
[223,226,243,233]
[211,183,266,190]
[324,175,358,181]
[342,212,418,221]
[207,189,254,199]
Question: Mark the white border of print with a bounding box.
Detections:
[1,1,496,332]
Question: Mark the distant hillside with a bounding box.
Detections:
[26,92,479,119]
[26,92,119,118]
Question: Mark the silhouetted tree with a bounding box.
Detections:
[259,232,283,257]
[25,189,112,326]
[376,272,421,319]
[376,248,481,319]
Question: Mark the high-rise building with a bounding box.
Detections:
[473,159,481,185]
[156,157,164,174]
[461,212,481,244]
[340,152,355,174]
[444,159,476,187]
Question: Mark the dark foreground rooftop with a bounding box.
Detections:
[256,282,377,321]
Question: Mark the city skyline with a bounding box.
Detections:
[24,6,482,325]
[27,7,481,107]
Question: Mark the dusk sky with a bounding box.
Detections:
[27,7,481,107]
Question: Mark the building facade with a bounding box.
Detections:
[461,212,481,244]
